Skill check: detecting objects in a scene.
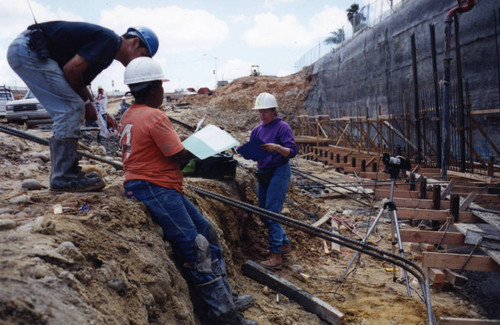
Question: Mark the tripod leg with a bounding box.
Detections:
[393,210,411,297]
[339,207,385,282]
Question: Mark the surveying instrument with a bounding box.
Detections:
[340,153,412,296]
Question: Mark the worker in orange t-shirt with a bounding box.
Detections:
[118,57,257,325]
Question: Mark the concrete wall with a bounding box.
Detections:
[306,0,500,158]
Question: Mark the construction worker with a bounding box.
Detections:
[119,57,257,325]
[250,92,298,269]
[7,21,158,192]
[93,86,118,138]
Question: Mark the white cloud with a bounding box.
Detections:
[229,14,246,24]
[308,6,350,39]
[263,0,298,10]
[220,58,254,81]
[0,0,83,40]
[243,13,310,48]
[99,5,229,55]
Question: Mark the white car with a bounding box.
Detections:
[0,86,14,117]
[6,90,51,124]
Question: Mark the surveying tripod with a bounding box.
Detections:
[339,164,412,297]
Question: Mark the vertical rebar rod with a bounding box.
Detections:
[495,8,500,105]
[411,34,422,164]
[430,23,442,167]
[454,15,466,172]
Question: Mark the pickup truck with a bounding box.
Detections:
[6,89,51,124]
[0,85,14,118]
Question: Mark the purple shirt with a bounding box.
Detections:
[250,117,297,169]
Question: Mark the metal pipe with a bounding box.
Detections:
[442,0,476,180]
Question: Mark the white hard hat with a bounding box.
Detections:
[124,57,169,85]
[121,96,127,100]
[252,92,278,110]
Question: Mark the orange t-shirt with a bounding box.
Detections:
[119,104,185,193]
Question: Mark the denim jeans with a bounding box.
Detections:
[7,31,85,139]
[258,162,291,253]
[124,180,224,285]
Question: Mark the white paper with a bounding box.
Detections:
[182,124,240,159]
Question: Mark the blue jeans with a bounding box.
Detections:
[124,180,224,283]
[125,180,235,317]
[7,31,85,139]
[258,163,291,254]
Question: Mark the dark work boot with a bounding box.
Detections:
[49,137,105,192]
[214,310,258,325]
[212,259,254,312]
[233,293,254,312]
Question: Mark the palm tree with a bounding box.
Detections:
[347,3,359,23]
[324,28,345,45]
[347,3,366,33]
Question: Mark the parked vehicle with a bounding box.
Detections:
[6,90,51,124]
[0,85,14,118]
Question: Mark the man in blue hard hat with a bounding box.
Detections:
[7,21,159,192]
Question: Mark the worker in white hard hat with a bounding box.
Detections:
[249,92,298,270]
[119,57,257,325]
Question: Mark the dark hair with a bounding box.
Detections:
[129,80,162,101]
[122,33,148,51]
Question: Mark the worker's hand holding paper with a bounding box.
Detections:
[236,137,271,161]
[182,124,240,160]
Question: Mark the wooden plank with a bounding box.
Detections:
[444,268,468,287]
[330,219,341,255]
[422,252,500,272]
[392,198,447,210]
[312,214,333,228]
[242,260,345,325]
[375,189,431,200]
[441,180,455,197]
[454,193,500,204]
[427,267,445,290]
[460,192,477,211]
[396,208,449,221]
[400,229,465,245]
[439,317,500,325]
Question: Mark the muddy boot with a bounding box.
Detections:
[233,293,254,312]
[260,252,282,270]
[213,310,258,325]
[212,258,254,312]
[49,137,105,192]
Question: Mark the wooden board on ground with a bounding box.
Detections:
[439,317,500,325]
[242,260,345,325]
[422,252,500,272]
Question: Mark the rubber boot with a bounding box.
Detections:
[212,310,259,325]
[260,252,282,270]
[49,137,105,192]
[195,277,257,324]
[212,258,254,312]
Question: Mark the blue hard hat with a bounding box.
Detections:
[126,26,159,57]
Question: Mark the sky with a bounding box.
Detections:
[0,0,393,94]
